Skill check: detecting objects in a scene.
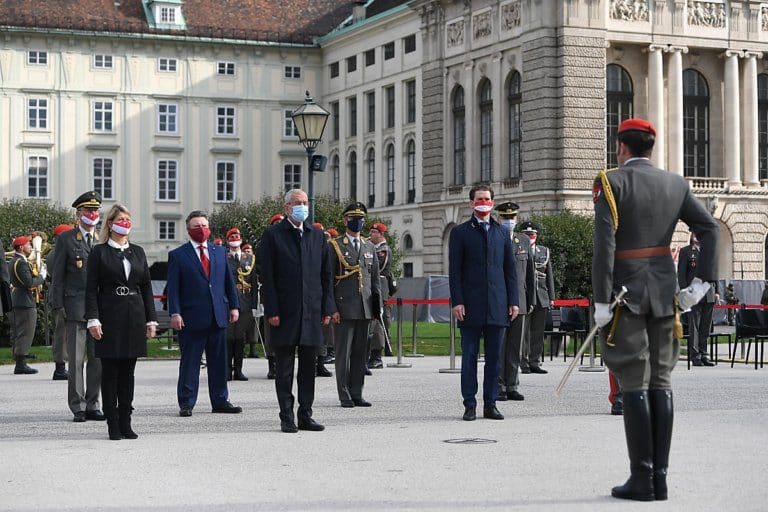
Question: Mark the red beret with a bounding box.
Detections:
[226,228,241,240]
[13,235,30,248]
[313,222,324,231]
[370,223,387,233]
[241,244,252,250]
[269,214,284,225]
[213,238,223,246]
[618,118,656,137]
[326,228,339,237]
[53,224,73,236]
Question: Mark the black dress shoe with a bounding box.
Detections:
[691,359,703,367]
[212,402,242,413]
[521,368,531,374]
[496,392,508,401]
[700,358,715,367]
[73,411,87,422]
[179,407,193,417]
[462,406,476,421]
[340,400,355,408]
[507,390,525,401]
[297,417,325,431]
[364,368,372,376]
[483,405,504,420]
[352,398,372,407]
[233,371,249,381]
[367,359,384,369]
[281,420,298,433]
[85,410,106,421]
[316,363,333,377]
[529,366,548,374]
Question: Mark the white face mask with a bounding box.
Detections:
[228,240,242,248]
[501,219,516,232]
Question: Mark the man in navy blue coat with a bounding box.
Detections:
[259,189,336,433]
[449,185,519,421]
[167,210,241,417]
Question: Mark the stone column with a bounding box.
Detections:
[742,51,762,187]
[724,50,742,188]
[667,46,687,176]
[647,45,666,168]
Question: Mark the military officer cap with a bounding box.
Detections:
[519,220,539,234]
[618,118,656,137]
[12,235,31,248]
[226,228,241,241]
[72,190,102,209]
[495,202,520,218]
[342,201,367,218]
[370,222,387,233]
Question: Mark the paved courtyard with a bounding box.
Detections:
[1,353,766,511]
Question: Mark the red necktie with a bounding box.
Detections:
[198,245,210,278]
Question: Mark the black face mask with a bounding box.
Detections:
[346,218,364,233]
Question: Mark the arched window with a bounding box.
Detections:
[331,154,340,200]
[452,86,466,185]
[758,73,768,181]
[348,151,357,200]
[386,143,395,206]
[479,79,493,182]
[403,234,413,251]
[406,140,416,203]
[507,71,522,179]
[683,69,710,177]
[606,64,634,169]
[366,148,376,208]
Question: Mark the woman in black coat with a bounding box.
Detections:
[85,204,157,440]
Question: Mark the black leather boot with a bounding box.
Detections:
[14,356,38,375]
[118,407,138,439]
[106,409,122,440]
[611,390,655,501]
[233,344,249,381]
[52,362,69,380]
[649,389,673,501]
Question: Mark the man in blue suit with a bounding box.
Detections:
[167,210,242,417]
[449,185,519,422]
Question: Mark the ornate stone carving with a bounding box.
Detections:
[501,1,521,30]
[762,6,768,31]
[472,10,492,39]
[609,0,649,22]
[687,1,726,28]
[446,19,464,48]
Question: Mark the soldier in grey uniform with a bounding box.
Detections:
[367,222,394,369]
[677,232,717,366]
[0,240,11,340]
[329,202,381,407]
[9,235,45,374]
[494,202,535,401]
[46,224,74,380]
[50,191,105,422]
[519,221,555,374]
[592,118,718,501]
[225,227,254,381]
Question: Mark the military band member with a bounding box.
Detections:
[329,202,381,407]
[519,221,555,374]
[47,223,74,380]
[9,235,46,375]
[226,227,254,381]
[0,239,10,324]
[367,222,394,369]
[494,202,535,401]
[677,232,717,367]
[592,118,718,501]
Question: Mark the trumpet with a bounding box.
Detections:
[29,231,50,301]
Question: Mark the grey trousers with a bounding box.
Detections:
[522,305,547,369]
[11,308,36,357]
[686,301,714,361]
[52,308,68,364]
[67,320,102,414]
[335,319,370,402]
[499,314,526,393]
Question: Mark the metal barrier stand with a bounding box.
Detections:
[405,303,424,358]
[579,300,604,373]
[439,305,461,373]
[388,298,411,368]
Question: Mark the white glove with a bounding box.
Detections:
[678,277,711,312]
[39,265,48,281]
[594,302,613,328]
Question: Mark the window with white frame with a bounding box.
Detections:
[332,154,340,200]
[27,98,48,130]
[159,6,177,23]
[27,51,47,65]
[158,58,177,72]
[158,220,177,241]
[93,157,114,200]
[283,164,302,192]
[217,61,236,76]
[27,156,48,198]
[385,85,395,129]
[366,148,376,208]
[284,109,299,137]
[406,140,416,203]
[157,160,178,201]
[284,66,301,79]
[94,55,113,69]
[386,143,395,206]
[158,103,178,134]
[216,106,236,135]
[405,79,416,124]
[215,161,236,202]
[348,96,357,137]
[93,100,114,132]
[366,91,376,133]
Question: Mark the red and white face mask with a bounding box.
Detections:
[188,226,211,244]
[80,211,100,226]
[112,219,132,235]
[473,199,494,217]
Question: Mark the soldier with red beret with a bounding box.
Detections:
[9,235,46,374]
[225,228,255,381]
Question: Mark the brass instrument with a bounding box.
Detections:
[29,231,50,302]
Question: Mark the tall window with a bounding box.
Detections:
[284,109,299,137]
[330,62,339,78]
[758,73,768,181]
[385,86,395,128]
[158,220,177,241]
[283,164,301,192]
[157,160,178,201]
[403,34,416,54]
[683,69,710,177]
[332,155,340,200]
[216,106,236,135]
[348,96,357,137]
[386,143,395,206]
[158,103,178,134]
[406,140,416,203]
[507,72,523,179]
[347,56,357,73]
[27,156,48,198]
[606,64,634,169]
[405,80,416,124]
[93,157,114,200]
[384,42,395,60]
[27,98,48,129]
[93,101,113,132]
[367,91,376,133]
[365,49,375,67]
[216,161,236,202]
[367,148,376,208]
[452,86,466,185]
[479,80,493,182]
[348,151,358,200]
[331,101,339,140]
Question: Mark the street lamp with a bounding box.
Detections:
[291,91,330,224]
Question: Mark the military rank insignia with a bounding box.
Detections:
[592,183,603,203]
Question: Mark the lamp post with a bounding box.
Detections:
[291,91,330,224]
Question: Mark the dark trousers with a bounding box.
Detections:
[499,314,526,393]
[101,358,137,416]
[227,336,245,373]
[523,305,547,369]
[335,319,370,402]
[460,325,504,408]
[687,300,713,361]
[177,325,229,409]
[274,345,317,422]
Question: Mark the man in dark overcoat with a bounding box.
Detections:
[259,189,335,433]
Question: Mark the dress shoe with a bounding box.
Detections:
[352,398,372,407]
[507,390,525,401]
[691,359,703,367]
[297,417,325,431]
[233,370,249,381]
[316,361,333,377]
[340,400,355,408]
[483,405,504,420]
[528,366,548,374]
[52,363,69,380]
[700,358,715,367]
[462,406,476,421]
[365,368,372,376]
[179,407,193,417]
[496,392,508,401]
[13,357,38,375]
[521,367,531,374]
[281,420,298,433]
[367,359,384,369]
[73,411,87,422]
[212,402,242,413]
[86,410,106,421]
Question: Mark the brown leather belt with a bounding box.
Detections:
[615,246,670,261]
